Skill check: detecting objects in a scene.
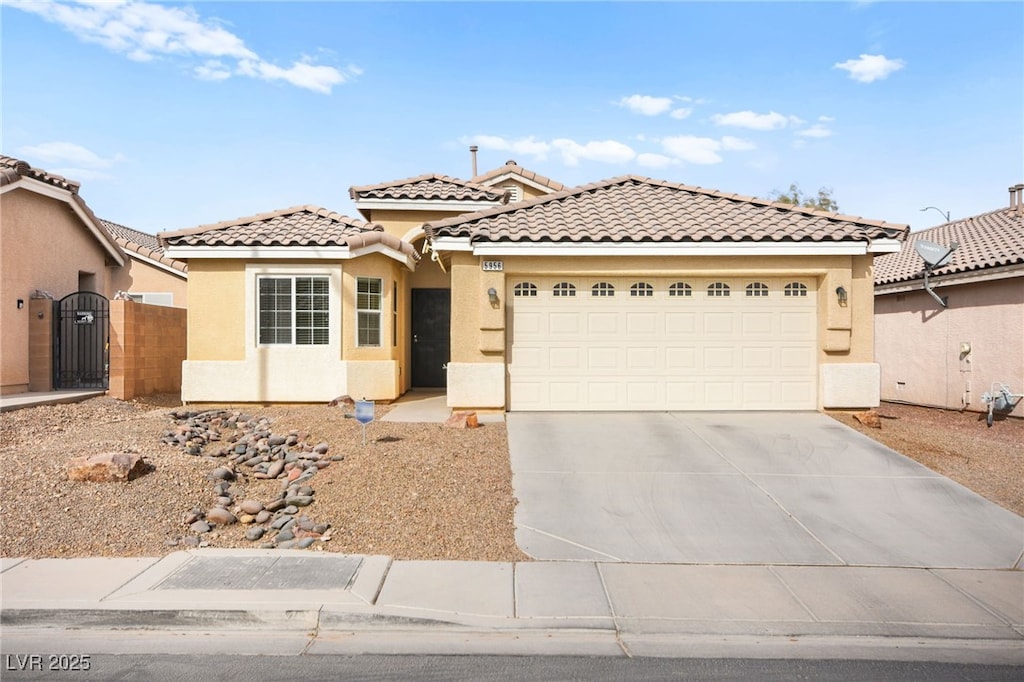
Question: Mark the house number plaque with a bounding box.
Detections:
[481,260,503,271]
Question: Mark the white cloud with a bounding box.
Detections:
[711,110,789,131]
[669,107,693,120]
[552,139,636,166]
[819,115,835,122]
[834,54,905,83]
[18,141,124,169]
[636,153,677,169]
[195,59,231,81]
[721,136,756,151]
[8,0,355,93]
[660,136,724,165]
[462,135,551,159]
[618,94,673,116]
[798,124,833,138]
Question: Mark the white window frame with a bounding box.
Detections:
[356,276,384,347]
[244,264,341,359]
[257,275,331,346]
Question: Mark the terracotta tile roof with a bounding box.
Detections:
[159,205,419,260]
[100,219,188,275]
[0,154,81,193]
[471,160,567,193]
[874,203,1024,285]
[425,176,908,245]
[349,173,509,203]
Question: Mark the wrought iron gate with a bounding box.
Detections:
[53,292,110,389]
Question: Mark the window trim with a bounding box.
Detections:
[356,276,384,347]
[256,274,331,346]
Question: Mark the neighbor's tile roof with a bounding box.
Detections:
[101,219,188,275]
[0,154,81,193]
[349,173,509,203]
[471,160,567,193]
[874,204,1024,285]
[159,205,419,259]
[425,176,908,244]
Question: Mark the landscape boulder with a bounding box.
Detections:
[67,452,151,483]
[853,409,882,429]
[445,411,479,429]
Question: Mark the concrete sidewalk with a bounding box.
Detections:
[2,550,1022,661]
[0,389,105,412]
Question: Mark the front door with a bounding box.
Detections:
[411,289,450,388]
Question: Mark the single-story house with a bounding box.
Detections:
[0,154,188,395]
[164,162,908,412]
[874,183,1024,412]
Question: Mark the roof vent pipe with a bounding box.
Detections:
[1016,184,1024,217]
[470,146,478,177]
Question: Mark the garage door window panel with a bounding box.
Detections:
[669,282,693,297]
[514,282,538,297]
[630,282,654,297]
[553,282,576,297]
[592,282,615,297]
[785,282,808,297]
[746,282,769,297]
[708,282,731,297]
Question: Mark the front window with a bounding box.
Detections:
[357,277,383,347]
[258,276,329,345]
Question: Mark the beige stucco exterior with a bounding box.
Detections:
[180,255,411,403]
[875,276,1024,412]
[0,188,119,394]
[109,255,188,308]
[443,252,881,410]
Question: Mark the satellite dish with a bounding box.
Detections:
[915,239,957,269]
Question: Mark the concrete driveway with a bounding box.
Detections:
[506,412,1024,568]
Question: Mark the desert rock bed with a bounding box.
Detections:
[1,395,1020,561]
[0,395,527,561]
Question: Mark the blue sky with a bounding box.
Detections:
[3,1,1022,235]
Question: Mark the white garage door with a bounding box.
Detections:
[508,276,818,411]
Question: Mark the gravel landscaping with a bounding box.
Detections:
[1,394,1020,560]
[0,395,526,561]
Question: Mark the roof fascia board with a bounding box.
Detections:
[479,172,554,193]
[127,251,188,279]
[164,246,353,260]
[430,237,474,252]
[355,198,503,213]
[867,239,903,254]
[2,176,126,266]
[347,242,418,269]
[164,244,416,269]
[465,242,874,257]
[875,264,1024,294]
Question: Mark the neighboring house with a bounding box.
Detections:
[165,162,908,411]
[102,219,189,307]
[874,184,1024,412]
[1,155,125,395]
[0,155,189,396]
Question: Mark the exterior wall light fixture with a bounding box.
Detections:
[487,287,499,307]
[835,286,848,306]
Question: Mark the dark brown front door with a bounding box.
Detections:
[411,288,450,387]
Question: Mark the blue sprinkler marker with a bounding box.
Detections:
[354,400,374,445]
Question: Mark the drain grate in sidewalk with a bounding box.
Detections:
[155,556,361,590]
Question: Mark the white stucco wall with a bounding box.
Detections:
[874,276,1024,412]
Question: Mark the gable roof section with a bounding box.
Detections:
[159,205,419,266]
[425,176,907,252]
[874,204,1024,286]
[101,219,187,277]
[349,173,509,203]
[471,160,567,194]
[0,155,126,266]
